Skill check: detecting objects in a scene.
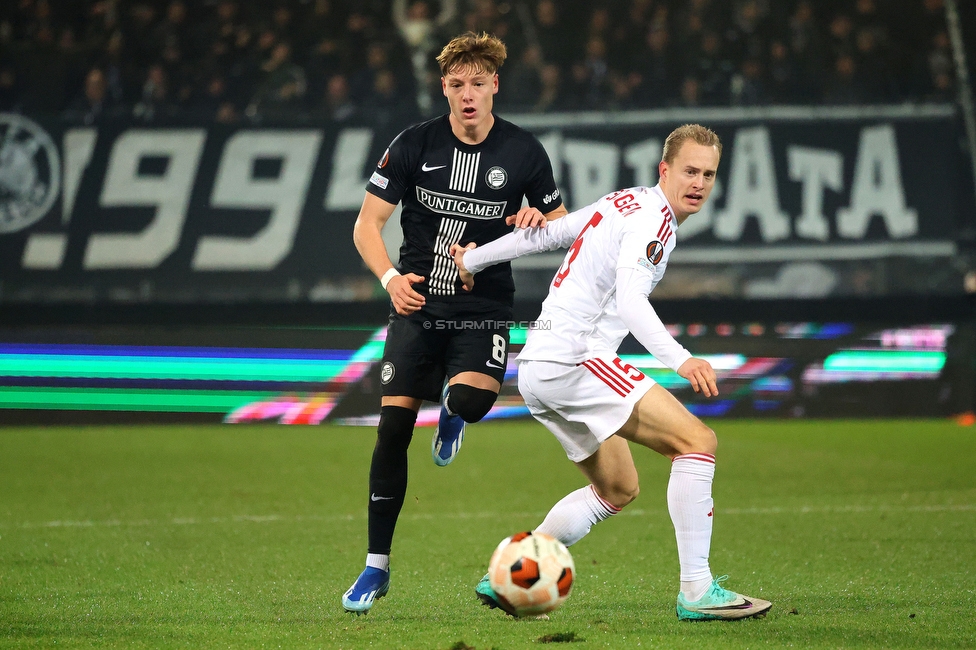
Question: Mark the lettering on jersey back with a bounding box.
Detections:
[612,193,640,217]
[606,188,641,217]
[416,186,507,220]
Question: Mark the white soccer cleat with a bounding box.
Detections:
[676,575,772,621]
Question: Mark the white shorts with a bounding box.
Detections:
[517,354,657,462]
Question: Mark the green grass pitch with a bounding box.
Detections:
[1,419,974,649]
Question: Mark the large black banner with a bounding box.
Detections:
[1,106,973,303]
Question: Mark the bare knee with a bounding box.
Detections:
[598,480,639,510]
[683,422,716,456]
[626,386,718,458]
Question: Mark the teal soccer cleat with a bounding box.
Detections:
[475,573,549,619]
[342,567,390,614]
[676,575,772,621]
[475,573,504,611]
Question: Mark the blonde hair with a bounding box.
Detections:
[662,124,722,163]
[436,32,507,76]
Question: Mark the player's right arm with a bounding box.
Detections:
[353,193,426,315]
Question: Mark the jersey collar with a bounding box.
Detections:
[446,113,498,148]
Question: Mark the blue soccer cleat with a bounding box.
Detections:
[432,384,465,467]
[342,567,390,614]
[676,575,772,621]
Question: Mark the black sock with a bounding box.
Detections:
[367,405,417,555]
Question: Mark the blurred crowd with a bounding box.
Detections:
[0,0,960,125]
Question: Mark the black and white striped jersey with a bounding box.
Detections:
[366,114,562,306]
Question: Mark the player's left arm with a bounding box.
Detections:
[614,208,718,396]
[614,269,719,398]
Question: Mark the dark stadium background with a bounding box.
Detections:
[0,0,974,423]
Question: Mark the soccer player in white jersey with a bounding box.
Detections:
[451,124,772,621]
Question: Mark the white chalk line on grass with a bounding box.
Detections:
[720,503,976,515]
[1,503,973,531]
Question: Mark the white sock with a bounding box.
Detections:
[366,553,389,572]
[668,453,716,601]
[535,485,620,547]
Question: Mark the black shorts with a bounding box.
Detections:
[379,299,513,402]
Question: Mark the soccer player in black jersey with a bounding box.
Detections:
[343,32,566,613]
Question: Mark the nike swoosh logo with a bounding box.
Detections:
[697,598,754,611]
[422,163,446,172]
[370,494,395,501]
[486,361,504,369]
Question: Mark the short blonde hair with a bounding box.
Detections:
[436,32,507,77]
[662,124,722,164]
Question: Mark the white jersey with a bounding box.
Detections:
[464,184,692,371]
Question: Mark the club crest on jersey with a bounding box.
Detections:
[485,166,508,190]
[380,362,395,384]
[377,148,390,169]
[645,240,665,265]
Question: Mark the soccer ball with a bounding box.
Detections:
[488,531,575,617]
